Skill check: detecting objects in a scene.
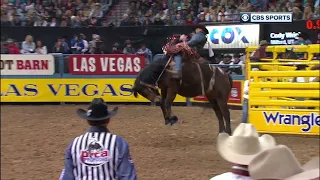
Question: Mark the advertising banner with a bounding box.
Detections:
[68,54,146,75]
[0,79,186,103]
[0,55,55,75]
[250,110,319,135]
[191,80,243,106]
[205,24,260,49]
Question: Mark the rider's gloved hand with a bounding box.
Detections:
[180,35,187,41]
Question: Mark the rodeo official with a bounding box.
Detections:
[59,98,137,180]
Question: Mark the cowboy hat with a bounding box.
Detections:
[193,24,209,34]
[217,123,276,165]
[77,98,118,121]
[259,40,268,46]
[249,145,320,180]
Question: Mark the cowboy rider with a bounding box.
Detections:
[167,24,209,79]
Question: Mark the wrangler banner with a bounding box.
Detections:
[250,111,320,135]
[0,79,186,103]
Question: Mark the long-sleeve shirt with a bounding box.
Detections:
[21,41,35,54]
[59,126,137,180]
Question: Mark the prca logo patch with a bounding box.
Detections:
[80,140,109,167]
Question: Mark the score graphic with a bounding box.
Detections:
[240,12,293,23]
[306,19,320,30]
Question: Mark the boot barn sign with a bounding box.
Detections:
[68,54,146,75]
[0,55,55,75]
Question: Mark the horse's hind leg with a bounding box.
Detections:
[165,88,178,125]
[207,98,225,133]
[216,98,232,135]
[160,88,170,125]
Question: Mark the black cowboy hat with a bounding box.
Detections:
[77,98,118,121]
[193,24,209,34]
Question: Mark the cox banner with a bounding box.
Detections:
[205,24,260,49]
[0,54,55,75]
[0,79,186,103]
[68,54,146,75]
[250,111,319,135]
[191,80,243,106]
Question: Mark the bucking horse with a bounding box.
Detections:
[132,35,233,134]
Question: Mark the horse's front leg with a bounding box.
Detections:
[165,88,178,125]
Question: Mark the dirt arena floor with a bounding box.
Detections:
[1,105,319,180]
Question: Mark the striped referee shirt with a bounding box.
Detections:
[59,126,137,180]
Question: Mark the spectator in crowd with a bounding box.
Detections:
[153,15,165,25]
[302,5,313,19]
[210,123,276,180]
[136,43,152,63]
[21,35,35,54]
[78,33,89,54]
[3,38,20,54]
[70,35,79,54]
[52,40,64,53]
[49,17,58,27]
[230,54,243,74]
[11,14,21,26]
[294,33,312,45]
[35,40,47,54]
[123,40,136,54]
[225,5,239,21]
[219,54,233,73]
[33,16,48,27]
[249,145,320,180]
[111,42,123,54]
[238,0,252,12]
[292,6,303,20]
[60,36,70,53]
[250,40,269,71]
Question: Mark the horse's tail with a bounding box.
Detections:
[133,86,139,98]
[228,73,233,89]
[132,79,139,98]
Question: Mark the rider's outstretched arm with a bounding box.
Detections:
[187,33,206,47]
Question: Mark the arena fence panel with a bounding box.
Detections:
[247,61,320,136]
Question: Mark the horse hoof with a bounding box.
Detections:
[165,119,171,125]
[169,116,178,125]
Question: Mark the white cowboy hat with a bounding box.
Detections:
[249,145,320,180]
[217,123,276,165]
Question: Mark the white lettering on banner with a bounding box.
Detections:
[269,32,300,45]
[204,24,260,49]
[0,55,55,75]
[71,56,142,74]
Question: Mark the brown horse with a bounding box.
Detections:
[133,36,233,134]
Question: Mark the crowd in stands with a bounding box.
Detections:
[0,0,111,27]
[119,0,319,26]
[0,34,154,62]
[1,0,319,27]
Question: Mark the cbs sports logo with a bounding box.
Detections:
[240,12,293,23]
